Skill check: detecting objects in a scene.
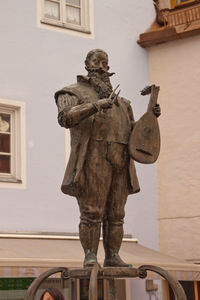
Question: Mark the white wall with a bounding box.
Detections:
[150,35,200,260]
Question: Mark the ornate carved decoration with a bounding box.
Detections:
[138,0,200,47]
[153,0,167,26]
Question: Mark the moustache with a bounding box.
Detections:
[86,67,115,77]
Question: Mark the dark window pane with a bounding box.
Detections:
[169,281,195,300]
[80,279,103,300]
[0,113,10,132]
[177,0,191,3]
[97,279,104,300]
[197,281,200,297]
[0,155,11,173]
[181,281,195,300]
[0,133,10,153]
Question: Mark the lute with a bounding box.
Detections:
[128,85,160,164]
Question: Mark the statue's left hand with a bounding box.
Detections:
[153,104,161,118]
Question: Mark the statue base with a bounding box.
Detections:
[25,264,187,300]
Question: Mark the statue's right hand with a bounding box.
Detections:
[94,98,113,111]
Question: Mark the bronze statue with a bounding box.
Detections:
[55,49,161,268]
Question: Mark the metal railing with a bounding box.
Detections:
[163,4,200,27]
[24,265,187,300]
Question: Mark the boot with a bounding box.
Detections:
[104,252,131,267]
[79,222,101,268]
[84,249,98,267]
[103,221,132,267]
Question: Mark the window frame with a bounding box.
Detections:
[40,0,91,34]
[0,99,26,188]
[171,0,196,9]
[0,108,16,180]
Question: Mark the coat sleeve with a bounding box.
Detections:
[57,93,98,128]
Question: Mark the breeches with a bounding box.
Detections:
[77,140,130,225]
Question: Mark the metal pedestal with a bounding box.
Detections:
[24,265,187,300]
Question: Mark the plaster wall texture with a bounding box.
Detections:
[0,0,158,251]
[149,36,200,260]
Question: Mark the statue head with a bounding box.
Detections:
[84,49,114,98]
[85,49,109,73]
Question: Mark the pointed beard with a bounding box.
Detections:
[88,71,113,99]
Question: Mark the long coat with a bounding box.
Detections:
[55,77,140,197]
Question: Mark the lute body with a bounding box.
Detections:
[129,85,160,164]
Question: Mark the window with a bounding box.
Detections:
[79,279,104,300]
[167,281,199,300]
[171,0,196,8]
[41,0,91,34]
[177,0,192,3]
[0,99,26,186]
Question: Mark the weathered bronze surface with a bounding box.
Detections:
[55,49,161,268]
[24,267,69,300]
[129,84,160,164]
[24,265,187,300]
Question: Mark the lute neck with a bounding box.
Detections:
[147,85,160,112]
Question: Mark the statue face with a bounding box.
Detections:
[88,51,109,72]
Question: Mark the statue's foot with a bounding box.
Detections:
[83,250,98,268]
[104,253,132,268]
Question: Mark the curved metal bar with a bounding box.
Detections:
[89,264,100,300]
[24,267,69,300]
[138,265,187,300]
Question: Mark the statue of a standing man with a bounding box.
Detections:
[55,49,160,268]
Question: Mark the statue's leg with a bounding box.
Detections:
[77,140,112,267]
[79,221,101,267]
[103,166,131,267]
[103,221,129,266]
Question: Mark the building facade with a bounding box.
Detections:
[138,0,200,298]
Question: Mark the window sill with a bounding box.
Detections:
[0,177,22,184]
[40,18,91,34]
